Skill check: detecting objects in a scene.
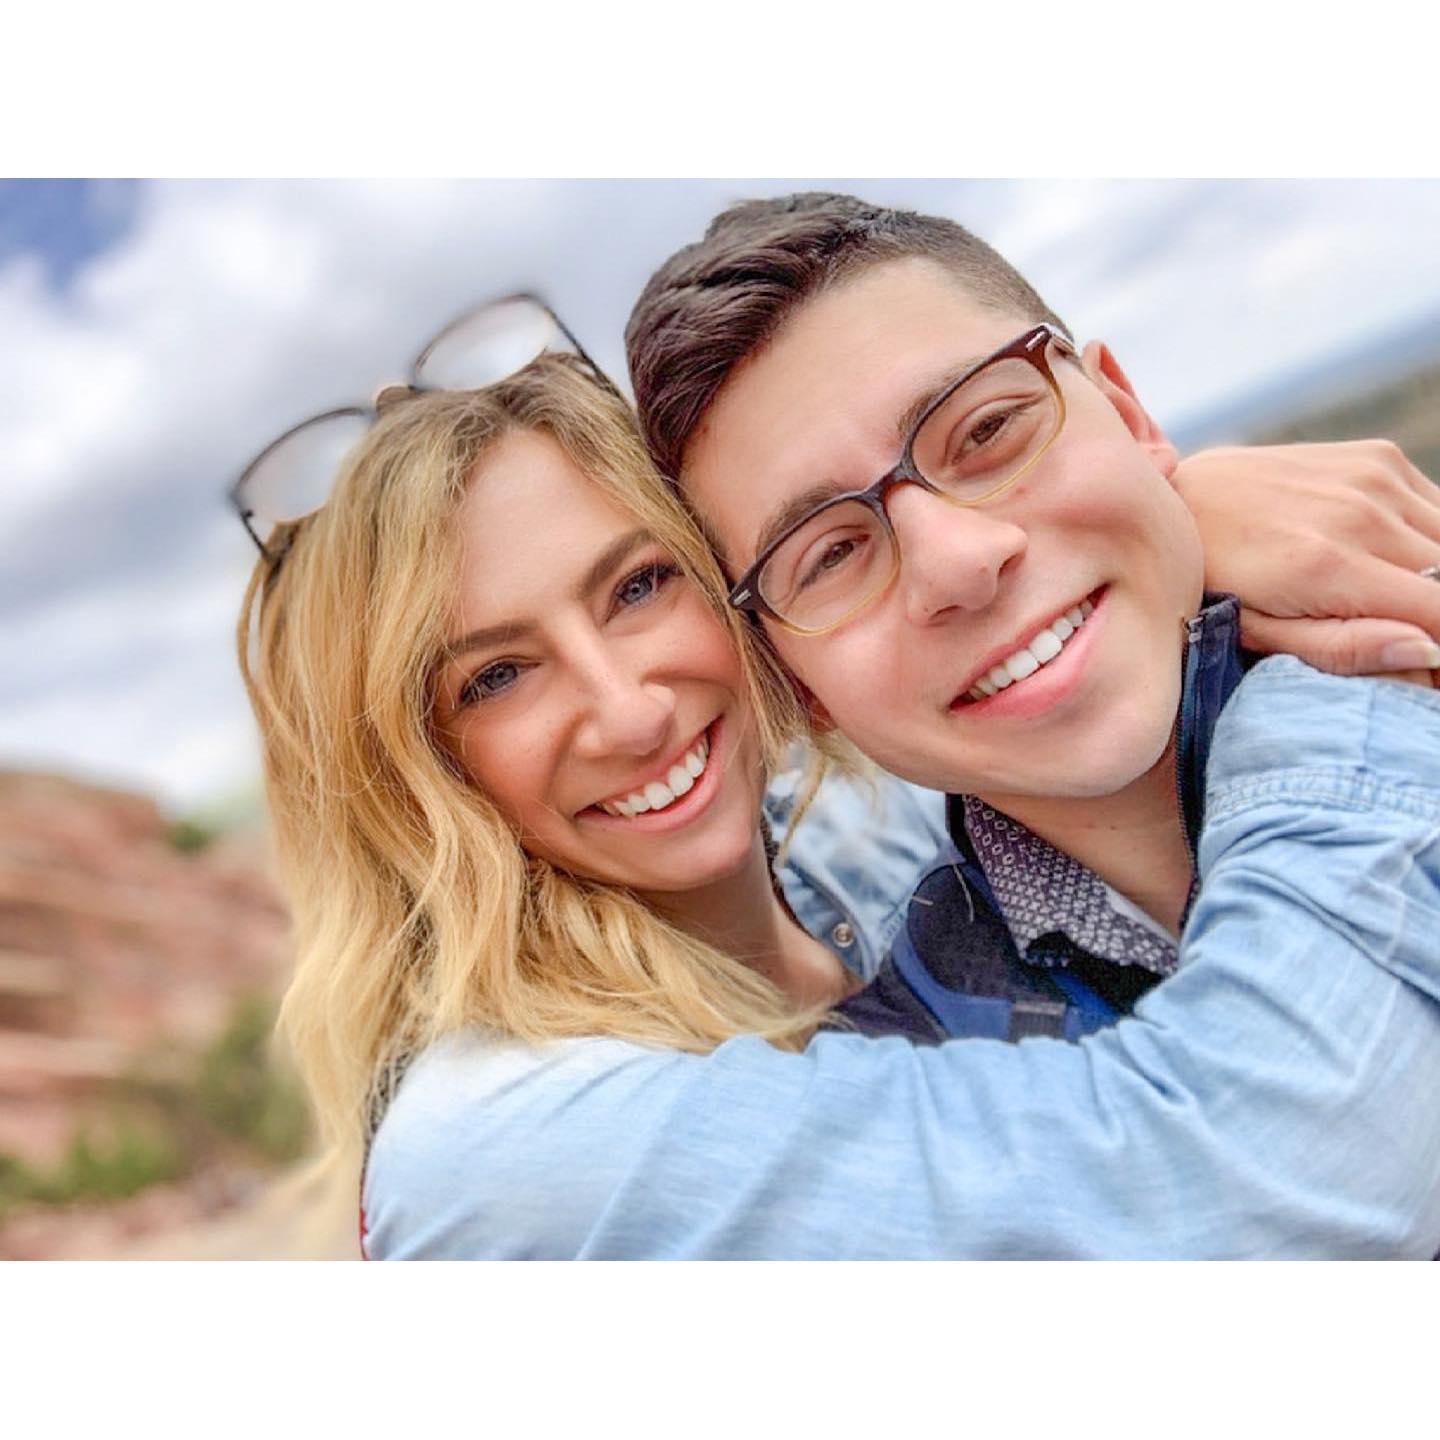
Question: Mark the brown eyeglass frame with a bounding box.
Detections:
[727,322,1077,637]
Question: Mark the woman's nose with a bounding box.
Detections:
[571,652,677,761]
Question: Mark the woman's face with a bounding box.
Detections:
[433,428,768,899]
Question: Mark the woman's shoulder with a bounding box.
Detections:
[362,1029,695,1258]
[359,1024,924,1259]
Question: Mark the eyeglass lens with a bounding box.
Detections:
[758,353,1061,631]
[236,297,567,548]
[414,297,563,392]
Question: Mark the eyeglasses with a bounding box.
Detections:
[227,293,605,564]
[728,323,1078,636]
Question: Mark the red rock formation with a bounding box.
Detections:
[0,769,291,1168]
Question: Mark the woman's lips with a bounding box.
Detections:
[579,717,728,834]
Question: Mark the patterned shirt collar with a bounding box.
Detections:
[961,796,1179,976]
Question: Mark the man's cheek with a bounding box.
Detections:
[813,639,911,725]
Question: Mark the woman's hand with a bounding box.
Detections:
[1173,439,1440,677]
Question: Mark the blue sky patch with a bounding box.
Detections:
[0,179,142,289]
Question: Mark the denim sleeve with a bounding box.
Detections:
[365,660,1440,1259]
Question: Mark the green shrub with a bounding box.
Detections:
[193,996,311,1163]
[167,817,218,854]
[0,995,312,1221]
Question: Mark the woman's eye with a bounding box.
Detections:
[461,660,523,706]
[613,561,680,612]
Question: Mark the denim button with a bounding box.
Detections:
[831,921,855,948]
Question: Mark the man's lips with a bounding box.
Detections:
[951,587,1105,705]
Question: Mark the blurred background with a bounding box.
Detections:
[2,177,1439,1258]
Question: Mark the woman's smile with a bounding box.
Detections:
[580,717,733,832]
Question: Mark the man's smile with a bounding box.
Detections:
[955,589,1102,706]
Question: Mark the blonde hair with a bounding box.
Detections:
[239,356,832,1152]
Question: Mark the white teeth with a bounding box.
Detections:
[596,733,712,818]
[1029,628,1064,664]
[1004,648,1040,682]
[965,599,1096,703]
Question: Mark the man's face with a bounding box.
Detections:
[680,258,1206,807]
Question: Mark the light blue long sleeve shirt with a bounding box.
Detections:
[365,659,1440,1259]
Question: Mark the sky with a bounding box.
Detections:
[4,177,1440,813]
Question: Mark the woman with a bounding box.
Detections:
[240,354,879,1154]
[237,348,1440,1259]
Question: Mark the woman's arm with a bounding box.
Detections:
[365,660,1440,1258]
[1174,439,1440,675]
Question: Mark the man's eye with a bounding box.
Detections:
[461,660,523,706]
[613,561,681,612]
[965,410,1013,448]
[799,536,864,590]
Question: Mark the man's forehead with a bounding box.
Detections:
[684,288,1025,567]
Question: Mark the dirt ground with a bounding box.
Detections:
[2,1156,363,1260]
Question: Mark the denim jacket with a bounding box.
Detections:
[365,659,1440,1258]
[764,753,949,984]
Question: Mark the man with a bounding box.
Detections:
[625,191,1440,1043]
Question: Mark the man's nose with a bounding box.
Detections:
[886,482,1028,624]
[571,646,677,761]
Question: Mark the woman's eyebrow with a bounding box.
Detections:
[576,527,652,600]
[444,528,655,660]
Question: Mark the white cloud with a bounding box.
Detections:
[4,179,1439,809]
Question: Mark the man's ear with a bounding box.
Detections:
[1080,341,1179,479]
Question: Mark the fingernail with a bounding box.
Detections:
[1379,640,1440,670]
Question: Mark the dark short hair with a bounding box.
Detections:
[625,191,1070,484]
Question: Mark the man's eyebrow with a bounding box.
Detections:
[752,480,860,563]
[444,527,654,661]
[894,354,989,442]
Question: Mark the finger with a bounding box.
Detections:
[1357,668,1439,690]
[1240,610,1440,675]
[1396,488,1440,548]
[1345,438,1440,509]
[1320,554,1440,638]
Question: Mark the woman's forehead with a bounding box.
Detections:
[454,430,648,614]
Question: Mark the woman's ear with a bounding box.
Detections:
[1080,341,1180,479]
